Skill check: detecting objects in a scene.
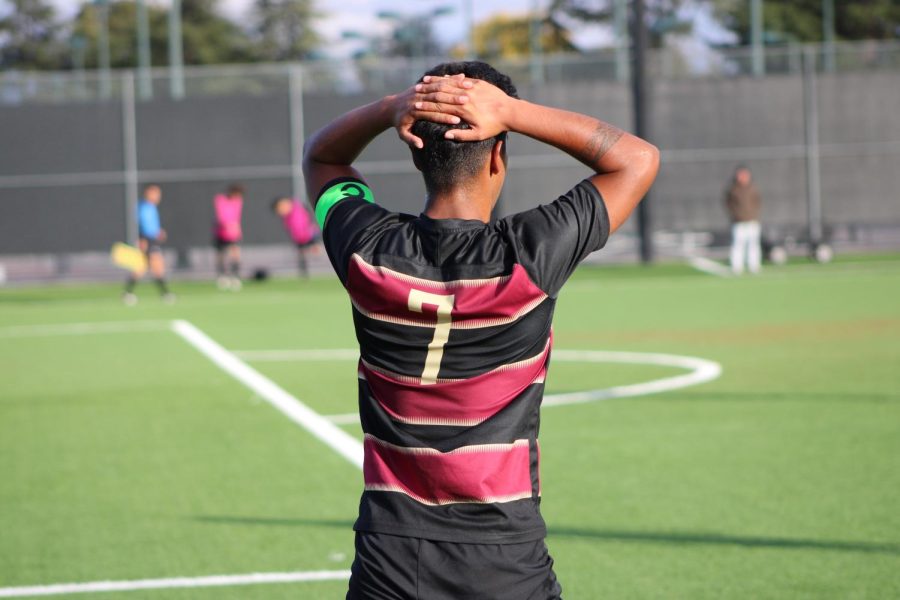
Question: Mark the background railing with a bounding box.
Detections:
[1,41,898,281]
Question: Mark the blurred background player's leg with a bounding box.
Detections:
[297,246,308,278]
[148,246,175,303]
[730,222,747,275]
[747,221,762,274]
[228,244,241,290]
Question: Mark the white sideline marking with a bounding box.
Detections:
[687,256,733,278]
[170,320,364,469]
[0,321,170,338]
[236,348,722,422]
[0,570,352,598]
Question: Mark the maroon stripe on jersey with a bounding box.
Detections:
[360,341,550,426]
[363,435,533,505]
[346,254,547,329]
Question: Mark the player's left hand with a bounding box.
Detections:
[158,229,167,243]
[391,74,473,149]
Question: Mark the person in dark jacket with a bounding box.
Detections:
[725,165,762,274]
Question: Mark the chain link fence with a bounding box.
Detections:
[1,41,898,281]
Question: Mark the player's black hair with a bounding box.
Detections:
[227,183,245,196]
[410,61,519,194]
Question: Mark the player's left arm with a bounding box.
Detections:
[302,75,471,210]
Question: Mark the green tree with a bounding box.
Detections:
[714,0,900,44]
[180,0,254,64]
[0,0,63,69]
[71,0,254,68]
[252,0,319,61]
[72,1,167,69]
[472,13,576,60]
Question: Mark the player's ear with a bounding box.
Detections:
[489,139,506,176]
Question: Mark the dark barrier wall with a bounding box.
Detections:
[1,65,898,255]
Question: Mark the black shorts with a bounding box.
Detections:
[347,532,562,600]
[139,237,163,255]
[213,236,239,251]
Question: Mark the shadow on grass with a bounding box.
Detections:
[192,516,900,556]
[668,390,900,403]
[548,526,900,555]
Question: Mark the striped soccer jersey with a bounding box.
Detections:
[319,177,610,544]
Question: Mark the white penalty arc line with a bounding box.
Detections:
[233,348,723,420]
[170,320,364,469]
[542,349,722,406]
[0,570,352,598]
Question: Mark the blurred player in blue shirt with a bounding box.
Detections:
[123,184,175,305]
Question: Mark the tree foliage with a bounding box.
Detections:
[714,0,900,44]
[472,13,576,60]
[0,0,63,69]
[252,0,319,61]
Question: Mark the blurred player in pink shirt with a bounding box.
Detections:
[271,196,321,278]
[213,183,244,290]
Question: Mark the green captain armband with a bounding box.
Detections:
[315,179,375,229]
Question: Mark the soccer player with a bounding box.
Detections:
[271,196,320,277]
[213,183,244,290]
[303,62,659,599]
[123,184,174,305]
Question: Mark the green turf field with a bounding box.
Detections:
[1,255,899,599]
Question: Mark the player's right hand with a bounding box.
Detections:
[390,74,473,149]
[437,78,516,142]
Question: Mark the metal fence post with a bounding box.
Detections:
[288,65,307,205]
[751,0,764,77]
[614,0,630,82]
[121,71,140,245]
[802,46,824,246]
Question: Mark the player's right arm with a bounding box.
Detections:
[421,77,660,234]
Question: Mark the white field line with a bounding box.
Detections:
[0,321,171,338]
[687,256,733,278]
[170,320,364,469]
[0,570,352,598]
[541,349,722,406]
[236,348,723,422]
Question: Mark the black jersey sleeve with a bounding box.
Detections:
[500,179,610,297]
[317,177,393,284]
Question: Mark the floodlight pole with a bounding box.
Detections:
[750,0,764,77]
[802,47,824,246]
[529,0,544,84]
[462,0,475,58]
[136,0,152,99]
[822,0,835,72]
[121,71,139,246]
[614,0,630,82]
[631,0,653,263]
[96,0,112,98]
[168,0,185,99]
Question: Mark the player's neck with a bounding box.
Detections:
[423,186,494,223]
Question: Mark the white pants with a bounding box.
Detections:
[730,221,761,275]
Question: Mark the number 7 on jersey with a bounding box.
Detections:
[408,289,456,385]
